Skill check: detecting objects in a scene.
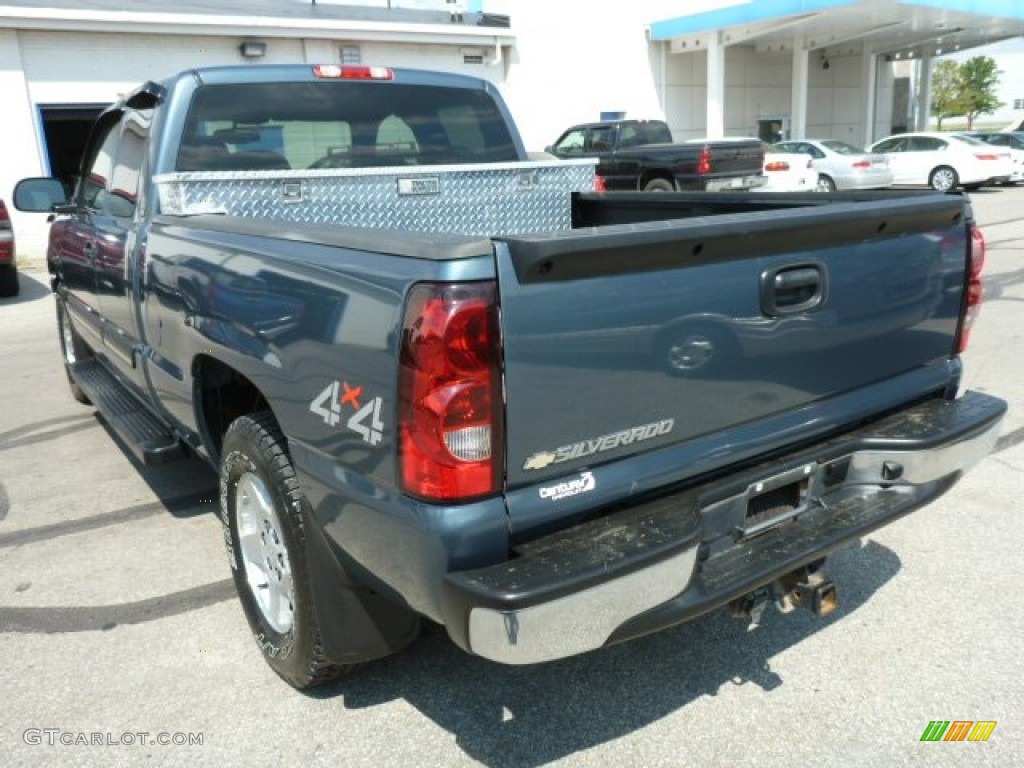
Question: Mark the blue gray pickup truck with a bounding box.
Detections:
[15,64,1005,689]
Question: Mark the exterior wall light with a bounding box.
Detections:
[239,41,267,58]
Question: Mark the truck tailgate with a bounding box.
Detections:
[495,194,968,535]
[698,139,765,176]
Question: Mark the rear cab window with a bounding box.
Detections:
[175,82,519,172]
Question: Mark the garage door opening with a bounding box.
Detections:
[39,105,105,190]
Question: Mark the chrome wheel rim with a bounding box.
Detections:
[236,472,295,634]
[815,177,834,192]
[932,169,955,191]
[667,334,715,371]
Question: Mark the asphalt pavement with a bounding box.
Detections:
[1,187,1022,767]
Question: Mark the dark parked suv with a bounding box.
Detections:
[0,198,17,297]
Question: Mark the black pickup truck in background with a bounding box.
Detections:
[546,118,765,191]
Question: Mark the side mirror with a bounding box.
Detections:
[13,178,70,213]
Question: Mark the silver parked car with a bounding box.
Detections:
[772,139,893,192]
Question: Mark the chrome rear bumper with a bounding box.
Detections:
[442,391,1005,664]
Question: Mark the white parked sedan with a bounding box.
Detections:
[771,139,893,191]
[958,131,1024,184]
[867,132,1013,191]
[760,148,819,192]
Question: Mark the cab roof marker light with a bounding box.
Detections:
[313,65,394,80]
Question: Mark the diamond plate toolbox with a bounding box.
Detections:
[154,159,597,237]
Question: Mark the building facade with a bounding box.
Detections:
[1,0,1022,258]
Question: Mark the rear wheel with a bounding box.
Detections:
[0,264,18,298]
[928,166,958,192]
[815,175,836,192]
[643,178,675,192]
[220,411,359,689]
[56,297,92,404]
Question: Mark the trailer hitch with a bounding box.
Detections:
[730,559,838,631]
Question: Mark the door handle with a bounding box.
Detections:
[761,263,826,316]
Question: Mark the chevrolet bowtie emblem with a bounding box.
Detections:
[522,451,557,471]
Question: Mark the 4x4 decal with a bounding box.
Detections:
[310,380,384,446]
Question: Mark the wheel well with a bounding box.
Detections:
[194,355,270,460]
[639,170,674,188]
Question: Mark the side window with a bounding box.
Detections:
[107,110,150,219]
[807,144,825,159]
[911,137,944,152]
[555,129,585,154]
[80,118,120,210]
[874,138,904,153]
[80,110,150,218]
[587,126,615,152]
[619,124,642,148]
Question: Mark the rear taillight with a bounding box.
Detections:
[594,174,607,192]
[0,201,12,260]
[764,161,790,172]
[958,223,986,353]
[697,146,712,175]
[973,153,999,161]
[851,160,871,169]
[399,282,503,502]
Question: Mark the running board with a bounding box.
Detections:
[69,360,185,466]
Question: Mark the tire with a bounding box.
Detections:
[643,178,675,192]
[815,175,836,193]
[929,166,958,192]
[0,264,17,298]
[56,297,92,404]
[660,324,738,377]
[220,411,358,689]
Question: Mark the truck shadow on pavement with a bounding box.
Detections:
[982,266,1024,303]
[4,269,51,304]
[320,539,901,767]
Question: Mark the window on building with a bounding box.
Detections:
[340,45,361,65]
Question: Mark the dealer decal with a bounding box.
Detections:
[522,419,675,471]
[310,380,384,446]
[539,472,596,502]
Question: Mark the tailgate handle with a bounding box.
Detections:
[762,264,825,316]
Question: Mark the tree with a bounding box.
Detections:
[958,56,1003,130]
[930,59,964,130]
